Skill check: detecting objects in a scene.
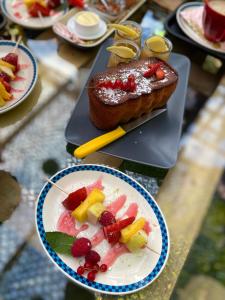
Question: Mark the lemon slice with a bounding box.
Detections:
[107,46,136,59]
[108,24,139,39]
[146,36,168,52]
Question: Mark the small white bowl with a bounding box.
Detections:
[67,12,107,40]
[75,11,100,36]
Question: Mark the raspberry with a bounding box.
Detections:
[99,211,116,226]
[100,264,108,272]
[87,270,96,281]
[3,53,18,71]
[77,266,85,275]
[71,238,92,257]
[85,250,101,265]
[0,73,10,82]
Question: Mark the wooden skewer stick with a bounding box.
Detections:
[146,245,160,255]
[45,177,69,195]
[38,11,45,25]
[12,36,22,53]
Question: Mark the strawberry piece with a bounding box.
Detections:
[156,68,165,80]
[113,79,123,89]
[99,211,116,226]
[3,53,18,72]
[143,63,162,78]
[62,187,87,210]
[128,74,135,82]
[28,3,51,17]
[68,0,85,8]
[107,231,121,244]
[97,82,105,88]
[85,250,101,265]
[71,237,92,257]
[0,72,10,83]
[104,216,135,234]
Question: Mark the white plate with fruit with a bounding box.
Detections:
[36,164,170,295]
[1,0,68,30]
[0,40,38,114]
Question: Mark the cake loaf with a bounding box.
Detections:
[88,57,178,130]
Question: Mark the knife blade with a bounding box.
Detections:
[74,108,167,159]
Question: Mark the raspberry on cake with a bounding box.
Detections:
[88,57,178,130]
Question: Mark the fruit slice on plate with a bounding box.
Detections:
[72,189,105,222]
[126,229,148,252]
[0,95,6,107]
[0,81,11,100]
[146,36,168,52]
[108,24,139,39]
[0,59,15,71]
[24,0,47,8]
[107,46,136,59]
[120,217,146,243]
[0,65,15,80]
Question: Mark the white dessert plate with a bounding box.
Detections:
[67,17,107,40]
[0,41,38,114]
[36,164,170,295]
[176,2,225,54]
[1,0,68,29]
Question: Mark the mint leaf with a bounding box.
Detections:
[45,232,75,255]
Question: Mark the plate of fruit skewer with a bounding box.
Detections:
[0,40,38,113]
[1,0,68,30]
[36,164,170,295]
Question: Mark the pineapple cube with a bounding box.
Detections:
[0,65,15,80]
[0,95,6,107]
[0,59,15,71]
[72,189,105,222]
[87,203,105,224]
[0,82,11,101]
[120,217,146,244]
[24,0,46,8]
[126,230,148,252]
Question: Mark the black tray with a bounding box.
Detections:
[65,39,190,169]
[164,4,225,61]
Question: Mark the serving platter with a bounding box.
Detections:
[36,164,170,295]
[53,0,146,48]
[0,41,38,114]
[65,39,190,168]
[1,0,68,29]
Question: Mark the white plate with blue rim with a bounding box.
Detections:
[1,0,68,30]
[36,164,170,295]
[0,40,38,114]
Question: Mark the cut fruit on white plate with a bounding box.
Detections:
[1,0,68,29]
[36,164,170,295]
[0,41,38,114]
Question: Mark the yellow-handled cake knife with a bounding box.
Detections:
[74,108,167,159]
